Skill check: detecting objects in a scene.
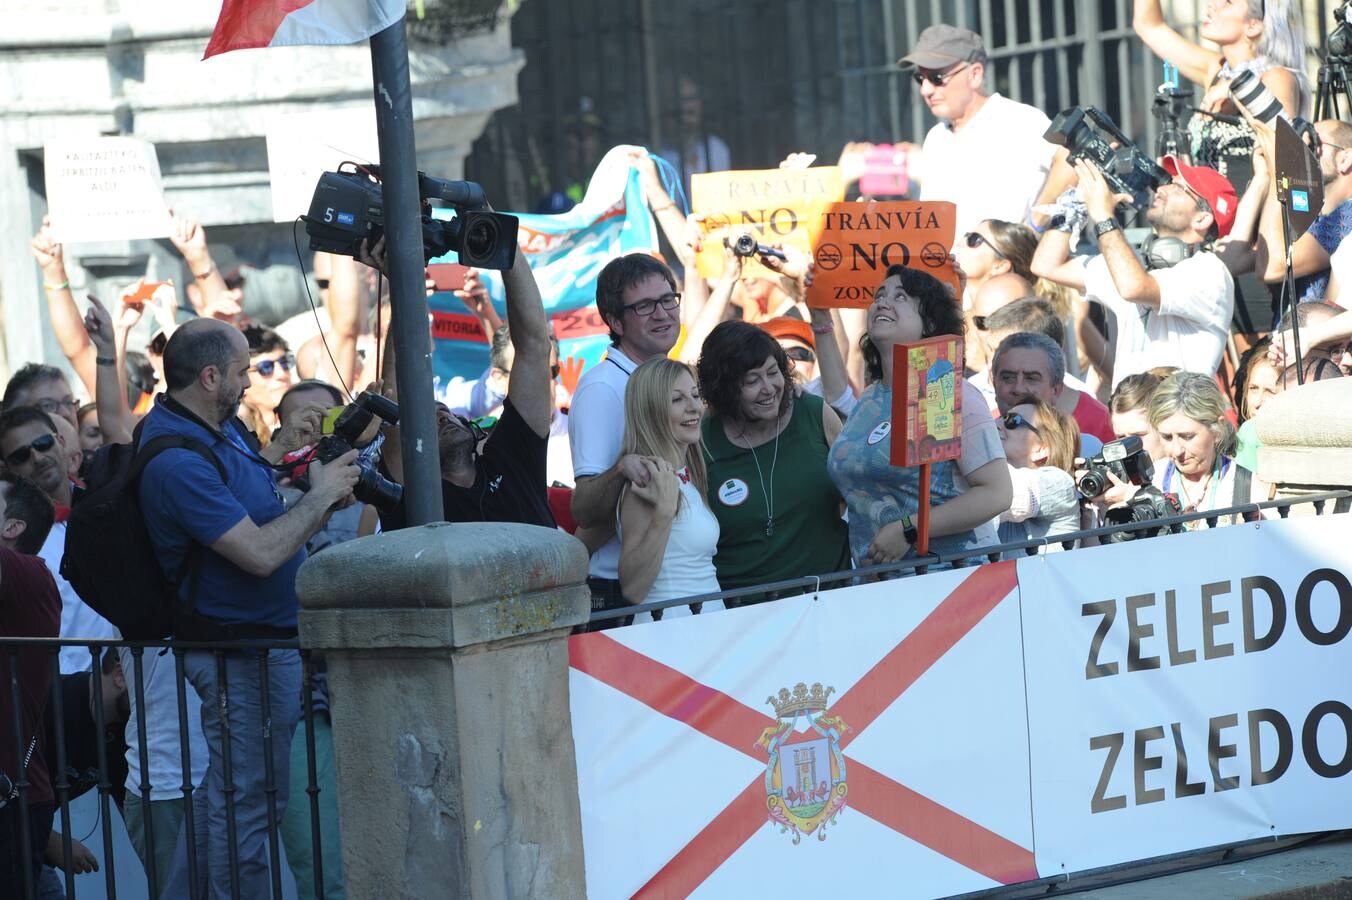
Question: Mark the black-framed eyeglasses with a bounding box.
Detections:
[963,231,1005,258]
[34,397,76,416]
[4,433,57,467]
[622,292,681,318]
[972,315,990,331]
[253,355,294,378]
[784,346,816,363]
[1002,412,1041,436]
[911,62,969,88]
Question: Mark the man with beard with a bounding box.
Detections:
[378,243,557,530]
[0,407,116,673]
[1032,155,1237,385]
[136,317,359,900]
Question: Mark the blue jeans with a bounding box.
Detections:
[185,649,300,900]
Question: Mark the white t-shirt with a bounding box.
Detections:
[1330,235,1352,304]
[568,347,639,579]
[919,93,1058,238]
[38,522,117,675]
[622,473,724,623]
[1081,251,1234,386]
[119,644,207,801]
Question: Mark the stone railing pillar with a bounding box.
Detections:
[1255,379,1352,506]
[296,521,589,900]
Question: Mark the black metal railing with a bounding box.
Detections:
[588,490,1352,623]
[0,638,334,900]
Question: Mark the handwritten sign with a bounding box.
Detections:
[692,166,845,278]
[265,107,380,223]
[805,201,959,308]
[44,138,174,244]
[891,335,965,468]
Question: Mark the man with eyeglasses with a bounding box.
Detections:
[0,407,115,674]
[898,24,1065,239]
[1033,155,1237,386]
[569,253,682,629]
[2,364,79,431]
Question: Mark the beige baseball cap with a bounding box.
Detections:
[898,24,986,70]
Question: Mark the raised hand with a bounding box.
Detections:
[83,295,116,352]
[30,217,66,275]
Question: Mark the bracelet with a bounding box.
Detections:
[193,264,215,279]
[811,321,835,334]
[43,281,69,291]
[96,356,117,366]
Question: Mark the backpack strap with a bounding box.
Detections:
[132,435,230,616]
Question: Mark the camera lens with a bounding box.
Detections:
[464,216,498,260]
[352,460,404,511]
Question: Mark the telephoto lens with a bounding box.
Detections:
[1229,69,1283,124]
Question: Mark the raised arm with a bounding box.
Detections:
[81,295,134,445]
[169,213,235,322]
[31,219,96,395]
[1132,0,1219,87]
[632,151,690,266]
[676,259,740,364]
[317,252,365,391]
[502,251,554,437]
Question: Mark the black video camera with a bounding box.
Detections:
[1044,106,1171,210]
[1076,435,1154,498]
[303,168,519,270]
[294,391,404,511]
[727,233,788,260]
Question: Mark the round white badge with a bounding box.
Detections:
[718,478,750,506]
[867,421,892,445]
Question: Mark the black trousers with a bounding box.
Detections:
[0,801,53,900]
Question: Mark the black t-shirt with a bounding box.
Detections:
[42,673,128,810]
[381,399,556,530]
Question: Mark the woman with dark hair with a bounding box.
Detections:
[828,266,1012,566]
[696,320,850,595]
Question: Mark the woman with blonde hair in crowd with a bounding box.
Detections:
[617,358,723,621]
[1142,371,1268,528]
[995,401,1082,557]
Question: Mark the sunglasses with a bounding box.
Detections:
[784,346,816,363]
[973,315,989,331]
[4,433,57,467]
[622,292,681,318]
[253,356,293,378]
[1002,412,1041,436]
[963,231,1005,258]
[911,62,969,88]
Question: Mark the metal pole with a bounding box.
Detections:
[370,17,446,526]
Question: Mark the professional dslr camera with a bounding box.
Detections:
[303,166,518,270]
[1077,436,1183,543]
[292,391,404,511]
[1044,106,1172,210]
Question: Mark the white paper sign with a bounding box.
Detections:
[265,107,380,223]
[44,137,174,244]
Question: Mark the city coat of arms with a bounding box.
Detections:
[756,682,849,843]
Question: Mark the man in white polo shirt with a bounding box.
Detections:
[569,253,682,630]
[900,24,1065,238]
[1032,156,1237,386]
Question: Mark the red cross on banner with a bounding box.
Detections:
[569,562,1038,897]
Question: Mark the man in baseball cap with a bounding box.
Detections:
[895,23,1065,240]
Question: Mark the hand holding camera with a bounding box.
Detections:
[307,448,362,509]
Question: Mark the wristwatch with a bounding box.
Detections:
[1092,218,1121,239]
[901,513,919,545]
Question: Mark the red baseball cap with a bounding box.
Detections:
[760,316,815,349]
[1160,155,1238,239]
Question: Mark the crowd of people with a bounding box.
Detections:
[3,2,1351,896]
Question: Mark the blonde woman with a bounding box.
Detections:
[618,358,724,620]
[996,401,1083,556]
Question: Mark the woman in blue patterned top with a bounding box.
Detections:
[827,266,1012,567]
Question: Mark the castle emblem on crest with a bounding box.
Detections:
[756,682,849,844]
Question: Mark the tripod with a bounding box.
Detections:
[1314,55,1352,120]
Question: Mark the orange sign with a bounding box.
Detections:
[692,166,845,279]
[805,201,959,308]
[891,335,965,468]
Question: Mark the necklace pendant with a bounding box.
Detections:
[765,517,774,537]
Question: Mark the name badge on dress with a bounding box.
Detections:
[717,478,749,506]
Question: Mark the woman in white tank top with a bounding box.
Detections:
[617,359,724,622]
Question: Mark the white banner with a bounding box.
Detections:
[44,137,174,244]
[264,107,380,223]
[1019,515,1352,873]
[569,563,1036,899]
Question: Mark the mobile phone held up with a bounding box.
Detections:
[427,263,468,292]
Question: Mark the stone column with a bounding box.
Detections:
[297,521,590,900]
[1255,379,1352,507]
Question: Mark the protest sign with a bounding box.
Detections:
[692,166,845,279]
[892,336,964,468]
[265,107,380,223]
[805,201,959,308]
[44,137,174,244]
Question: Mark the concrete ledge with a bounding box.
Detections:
[1256,380,1352,489]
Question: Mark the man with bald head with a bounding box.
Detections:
[136,317,360,899]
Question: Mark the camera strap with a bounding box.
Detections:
[158,394,288,473]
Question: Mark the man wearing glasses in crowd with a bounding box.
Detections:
[899,24,1069,238]
[569,253,682,629]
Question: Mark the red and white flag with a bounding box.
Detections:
[204,0,405,58]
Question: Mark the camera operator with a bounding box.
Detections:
[378,244,557,530]
[136,317,360,900]
[1032,156,1237,385]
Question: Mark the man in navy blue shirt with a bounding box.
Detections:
[138,317,358,899]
